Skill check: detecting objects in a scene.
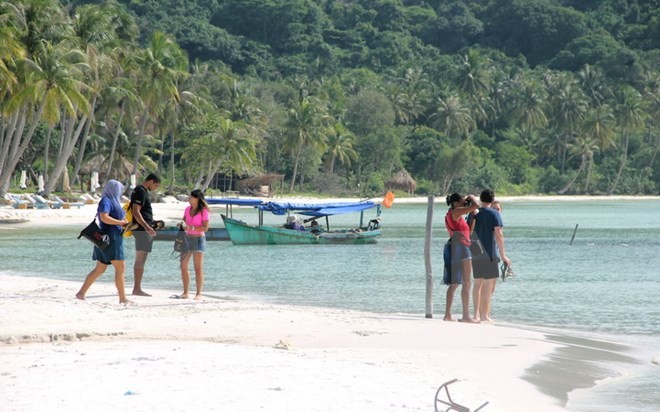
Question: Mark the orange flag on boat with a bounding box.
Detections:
[383,191,395,208]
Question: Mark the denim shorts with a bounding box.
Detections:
[186,235,206,253]
[451,241,472,262]
[92,232,125,264]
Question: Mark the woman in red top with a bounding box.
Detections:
[176,189,210,300]
[444,192,479,322]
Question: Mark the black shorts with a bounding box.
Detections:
[133,230,154,253]
[473,257,499,279]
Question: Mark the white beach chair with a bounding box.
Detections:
[434,379,488,412]
[6,194,30,209]
[24,194,50,209]
[35,194,61,209]
[54,195,83,209]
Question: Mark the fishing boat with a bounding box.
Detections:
[219,200,383,245]
[152,226,230,241]
[152,198,263,242]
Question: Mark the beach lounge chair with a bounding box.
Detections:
[5,194,30,209]
[24,194,50,209]
[434,379,488,412]
[54,195,84,209]
[34,194,62,209]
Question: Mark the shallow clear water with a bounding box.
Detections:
[2,199,659,410]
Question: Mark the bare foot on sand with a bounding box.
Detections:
[458,317,480,324]
[194,294,202,301]
[75,292,85,300]
[443,316,456,321]
[120,299,135,305]
[132,290,151,297]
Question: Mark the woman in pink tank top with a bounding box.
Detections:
[175,189,210,300]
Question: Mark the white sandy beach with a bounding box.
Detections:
[2,194,654,411]
[0,273,567,412]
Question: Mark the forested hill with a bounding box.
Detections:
[100,0,660,78]
[3,1,659,197]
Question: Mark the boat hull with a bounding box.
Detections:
[222,216,381,245]
[152,227,230,241]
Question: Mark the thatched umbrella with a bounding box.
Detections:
[386,169,417,195]
[80,154,135,185]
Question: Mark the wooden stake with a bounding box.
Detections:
[570,224,579,245]
[425,195,435,318]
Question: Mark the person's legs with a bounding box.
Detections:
[193,252,204,300]
[133,250,151,296]
[76,262,107,299]
[480,278,497,321]
[110,259,129,303]
[472,277,484,321]
[459,260,478,323]
[444,284,459,321]
[179,252,192,298]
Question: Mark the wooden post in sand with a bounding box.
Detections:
[424,195,435,318]
[570,224,579,245]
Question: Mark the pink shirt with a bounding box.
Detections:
[184,206,209,235]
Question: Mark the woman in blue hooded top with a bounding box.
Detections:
[76,179,130,303]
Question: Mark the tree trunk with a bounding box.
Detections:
[72,96,97,185]
[106,100,126,179]
[157,125,164,175]
[0,99,47,195]
[607,133,629,195]
[44,112,89,196]
[583,155,593,193]
[558,155,586,195]
[43,126,53,181]
[168,128,176,193]
[132,107,149,175]
[289,143,303,192]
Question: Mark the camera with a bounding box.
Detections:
[465,198,472,206]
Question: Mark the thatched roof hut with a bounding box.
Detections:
[386,169,417,194]
[236,174,285,196]
[80,154,136,183]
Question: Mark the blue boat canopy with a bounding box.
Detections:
[206,198,265,206]
[258,201,377,217]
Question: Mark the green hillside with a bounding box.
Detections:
[2,0,658,196]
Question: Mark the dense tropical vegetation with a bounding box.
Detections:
[1,0,658,197]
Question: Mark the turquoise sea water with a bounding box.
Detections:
[1,199,659,410]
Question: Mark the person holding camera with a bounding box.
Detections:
[443,193,480,322]
[468,189,511,322]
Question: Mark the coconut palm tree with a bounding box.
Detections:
[0,40,89,195]
[284,96,331,191]
[608,87,646,195]
[131,31,188,176]
[429,94,475,140]
[325,122,357,174]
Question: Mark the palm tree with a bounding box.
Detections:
[132,31,188,176]
[558,135,599,194]
[0,3,26,95]
[608,87,646,194]
[507,81,548,134]
[325,123,357,174]
[546,75,588,172]
[0,40,89,194]
[284,97,331,191]
[429,94,475,140]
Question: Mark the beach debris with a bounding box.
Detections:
[434,379,488,412]
[273,340,293,350]
[123,390,137,396]
[652,357,660,365]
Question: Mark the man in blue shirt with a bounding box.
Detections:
[468,189,511,322]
